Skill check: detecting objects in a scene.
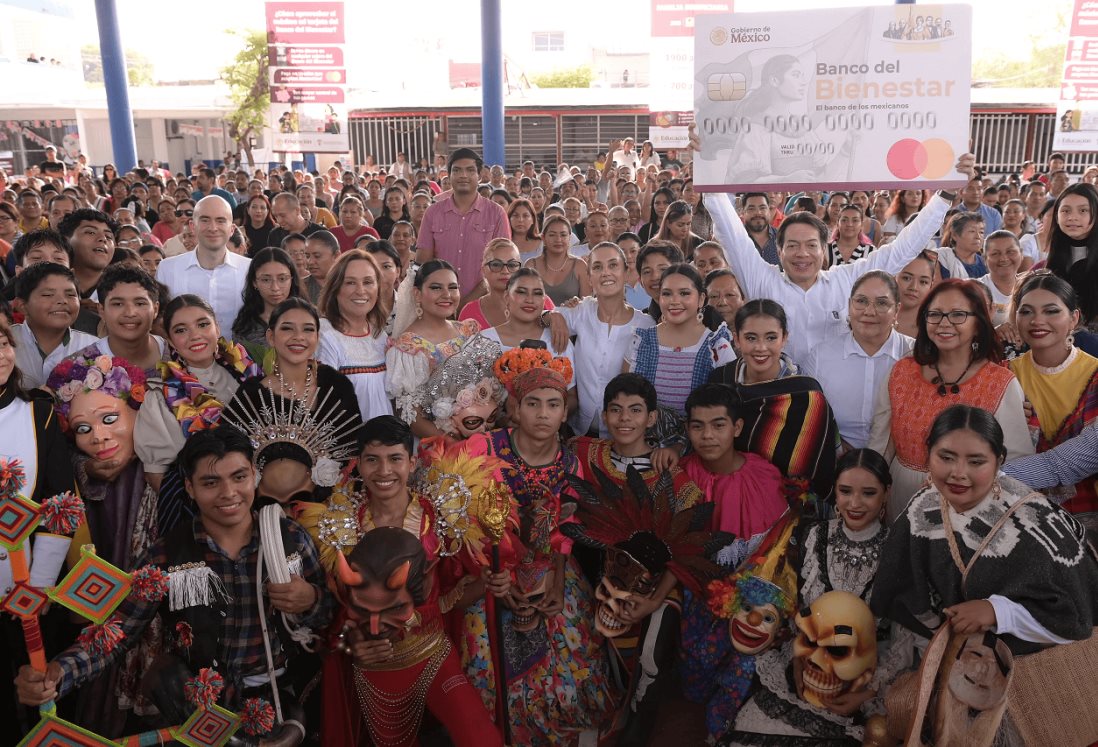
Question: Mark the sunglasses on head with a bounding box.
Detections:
[175,209,194,217]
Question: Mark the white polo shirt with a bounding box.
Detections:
[705,192,949,363]
[156,248,250,338]
[801,329,913,449]
[12,323,97,390]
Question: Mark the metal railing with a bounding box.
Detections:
[349,109,1098,174]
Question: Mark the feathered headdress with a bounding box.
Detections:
[413,440,521,569]
[562,466,733,592]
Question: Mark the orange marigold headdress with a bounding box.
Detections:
[493,347,573,399]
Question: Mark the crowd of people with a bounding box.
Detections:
[0,131,1097,747]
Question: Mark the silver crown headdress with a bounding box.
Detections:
[410,334,507,434]
[220,385,362,487]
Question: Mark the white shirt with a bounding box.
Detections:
[611,149,641,177]
[801,329,913,449]
[12,323,97,390]
[557,298,655,436]
[156,249,250,339]
[479,327,577,387]
[705,191,949,363]
[976,274,1013,327]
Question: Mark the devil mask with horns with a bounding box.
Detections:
[335,527,432,640]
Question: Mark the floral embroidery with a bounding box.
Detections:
[158,339,260,436]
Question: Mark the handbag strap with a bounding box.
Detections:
[939,485,1033,590]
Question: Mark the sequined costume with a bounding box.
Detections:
[460,428,616,746]
[299,479,501,747]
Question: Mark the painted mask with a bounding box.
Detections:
[337,527,429,641]
[594,532,669,637]
[793,590,878,707]
[511,557,552,632]
[67,389,137,466]
[947,632,1012,711]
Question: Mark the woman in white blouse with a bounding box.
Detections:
[545,242,655,436]
[801,270,913,451]
[316,250,392,422]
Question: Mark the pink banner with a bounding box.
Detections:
[273,68,346,85]
[265,2,344,44]
[270,86,345,104]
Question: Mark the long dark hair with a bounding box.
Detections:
[414,259,457,289]
[926,404,1007,461]
[733,298,788,334]
[913,279,1001,365]
[234,247,301,339]
[835,448,893,489]
[0,317,29,400]
[1046,182,1098,279]
[646,187,675,226]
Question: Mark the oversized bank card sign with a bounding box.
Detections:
[693,5,971,192]
[1053,0,1098,152]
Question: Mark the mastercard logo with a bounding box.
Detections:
[886,138,954,180]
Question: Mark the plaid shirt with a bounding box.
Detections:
[55,514,333,701]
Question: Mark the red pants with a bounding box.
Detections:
[324,647,502,747]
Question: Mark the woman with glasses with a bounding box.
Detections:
[232,247,302,367]
[803,271,913,452]
[459,238,554,329]
[160,199,196,257]
[0,202,19,259]
[869,279,1032,517]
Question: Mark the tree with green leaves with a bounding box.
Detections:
[531,65,593,89]
[80,45,154,86]
[221,30,269,167]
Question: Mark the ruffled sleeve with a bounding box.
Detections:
[385,341,431,423]
[133,389,186,474]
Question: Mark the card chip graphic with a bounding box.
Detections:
[708,73,747,101]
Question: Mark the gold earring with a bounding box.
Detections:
[415,302,423,319]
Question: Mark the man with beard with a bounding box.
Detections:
[740,193,781,266]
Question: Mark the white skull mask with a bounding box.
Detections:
[793,590,877,708]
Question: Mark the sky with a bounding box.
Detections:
[62,0,1074,84]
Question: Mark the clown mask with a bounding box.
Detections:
[793,590,877,708]
[729,600,783,655]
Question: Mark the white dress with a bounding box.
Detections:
[318,319,392,422]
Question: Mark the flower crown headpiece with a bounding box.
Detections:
[218,385,361,487]
[492,346,573,397]
[46,353,147,429]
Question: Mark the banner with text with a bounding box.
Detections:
[693,4,970,192]
[266,1,349,153]
[1053,0,1098,151]
[649,1,733,149]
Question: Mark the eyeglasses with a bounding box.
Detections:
[924,310,975,325]
[851,296,895,312]
[485,259,522,273]
[175,209,194,217]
